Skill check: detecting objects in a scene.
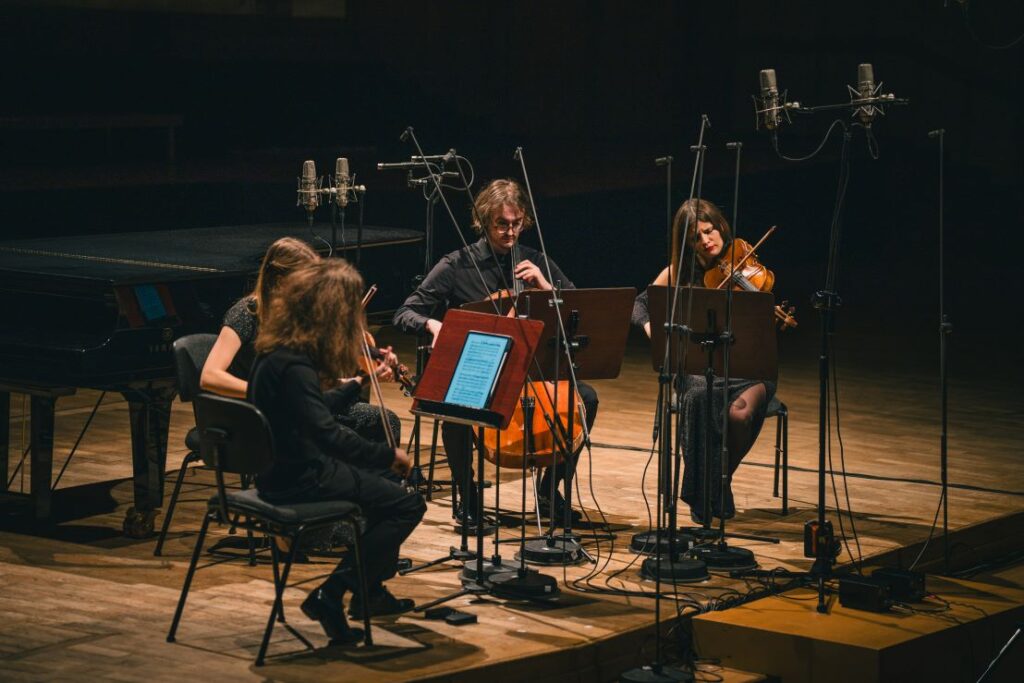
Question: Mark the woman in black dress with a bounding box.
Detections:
[632,199,775,522]
[200,236,401,442]
[250,258,425,643]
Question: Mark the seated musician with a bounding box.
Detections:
[200,236,400,443]
[393,178,598,527]
[249,259,425,642]
[631,198,775,523]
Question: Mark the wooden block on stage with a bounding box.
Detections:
[692,575,1024,683]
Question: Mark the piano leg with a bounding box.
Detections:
[123,382,175,538]
[30,395,56,520]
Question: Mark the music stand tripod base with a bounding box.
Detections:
[461,558,518,583]
[640,555,709,583]
[690,543,757,572]
[489,568,560,601]
[630,529,697,555]
[519,536,586,566]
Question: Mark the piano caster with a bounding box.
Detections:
[123,506,158,539]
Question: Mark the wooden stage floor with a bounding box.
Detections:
[1,326,1022,682]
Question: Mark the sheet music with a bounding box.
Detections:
[444,332,512,409]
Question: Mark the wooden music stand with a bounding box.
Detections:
[647,285,778,383]
[411,309,543,428]
[409,309,545,610]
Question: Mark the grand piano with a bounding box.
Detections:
[0,222,423,535]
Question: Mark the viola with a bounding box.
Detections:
[702,227,798,330]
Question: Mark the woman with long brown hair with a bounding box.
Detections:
[250,258,424,644]
[200,236,400,443]
[632,198,775,523]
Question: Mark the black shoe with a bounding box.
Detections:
[349,587,415,619]
[453,506,496,535]
[301,587,364,645]
[537,493,583,525]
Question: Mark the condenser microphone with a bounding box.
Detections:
[856,63,878,125]
[298,160,319,223]
[759,69,780,130]
[335,157,350,208]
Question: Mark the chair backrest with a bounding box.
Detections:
[173,333,218,403]
[193,393,276,477]
[193,393,276,519]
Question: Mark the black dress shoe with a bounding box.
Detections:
[537,493,583,524]
[349,587,415,619]
[301,587,364,644]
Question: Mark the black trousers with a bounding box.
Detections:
[310,461,426,591]
[441,381,599,505]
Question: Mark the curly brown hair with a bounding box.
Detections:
[255,259,365,384]
[251,237,320,327]
[470,179,535,235]
[669,199,732,284]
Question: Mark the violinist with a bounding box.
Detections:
[631,198,776,523]
[394,178,599,528]
[200,236,401,444]
[249,259,425,642]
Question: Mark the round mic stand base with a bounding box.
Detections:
[619,664,694,683]
[630,529,697,555]
[690,542,757,572]
[489,568,560,601]
[640,555,709,583]
[461,557,517,583]
[519,536,587,566]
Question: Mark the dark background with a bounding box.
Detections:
[1,0,1022,377]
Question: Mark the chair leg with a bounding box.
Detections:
[167,512,213,642]
[256,534,301,666]
[154,451,201,557]
[773,414,782,498]
[426,419,440,501]
[351,526,374,647]
[270,540,286,623]
[781,408,789,516]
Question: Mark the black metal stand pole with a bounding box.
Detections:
[929,128,952,574]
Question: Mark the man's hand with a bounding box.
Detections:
[425,319,442,348]
[514,259,552,291]
[391,448,413,477]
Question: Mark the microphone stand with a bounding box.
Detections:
[929,128,952,573]
[637,118,711,585]
[512,146,612,568]
[688,141,776,572]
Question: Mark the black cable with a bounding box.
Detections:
[959,0,1024,50]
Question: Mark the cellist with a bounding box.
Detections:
[394,178,599,529]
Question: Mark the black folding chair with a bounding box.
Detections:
[166,394,373,665]
[154,333,216,556]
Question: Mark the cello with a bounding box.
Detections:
[478,243,584,469]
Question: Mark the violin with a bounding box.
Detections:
[701,226,798,330]
[478,245,585,469]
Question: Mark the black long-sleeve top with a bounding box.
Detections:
[631,254,713,329]
[248,348,394,499]
[393,237,574,334]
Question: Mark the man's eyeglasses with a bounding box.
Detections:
[493,218,525,234]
